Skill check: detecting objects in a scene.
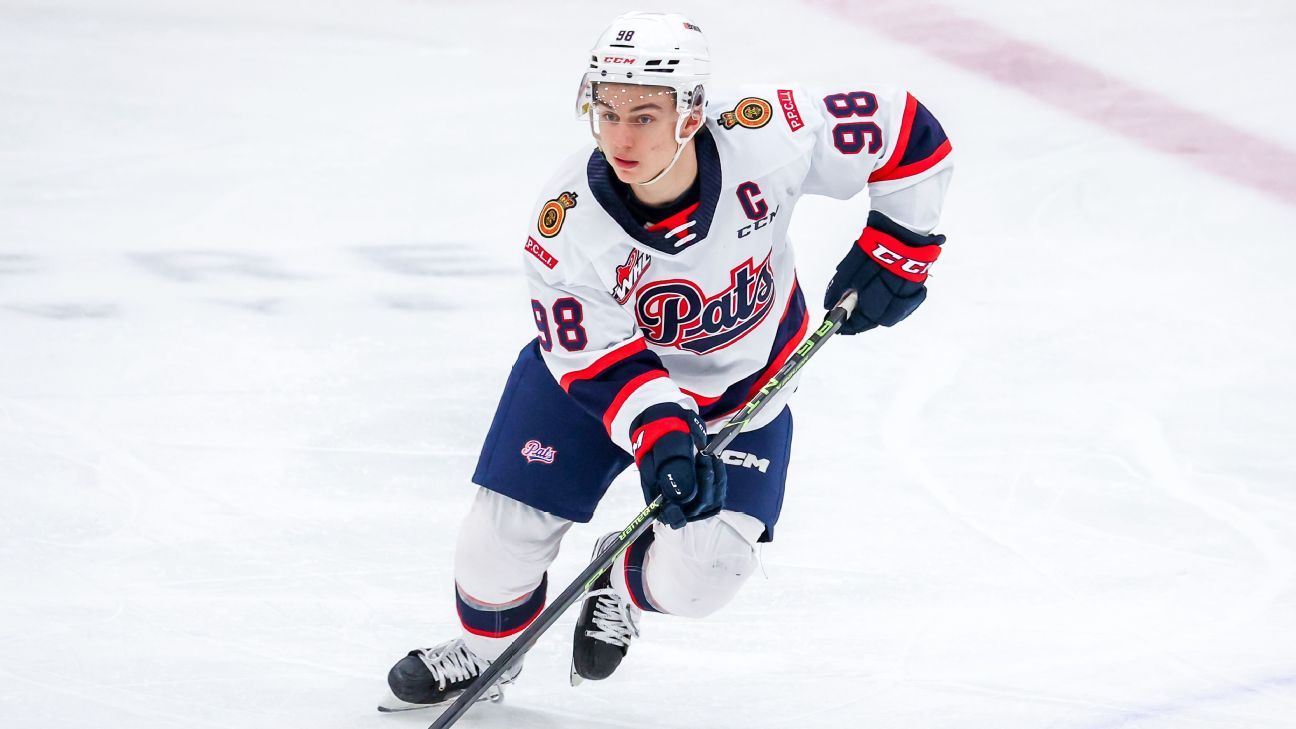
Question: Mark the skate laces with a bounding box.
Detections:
[415,640,489,690]
[584,588,640,648]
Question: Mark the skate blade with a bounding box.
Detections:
[376,685,505,713]
[570,662,585,687]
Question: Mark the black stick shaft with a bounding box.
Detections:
[427,292,857,729]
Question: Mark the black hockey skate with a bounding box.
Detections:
[378,639,521,713]
[571,532,642,685]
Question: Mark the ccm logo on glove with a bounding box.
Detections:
[823,210,946,335]
[858,227,942,282]
[629,403,727,529]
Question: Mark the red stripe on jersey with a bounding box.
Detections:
[645,202,701,238]
[869,93,918,183]
[630,416,691,466]
[872,138,952,183]
[559,339,647,392]
[681,388,722,408]
[603,369,669,435]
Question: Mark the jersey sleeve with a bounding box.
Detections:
[801,85,953,232]
[522,235,695,454]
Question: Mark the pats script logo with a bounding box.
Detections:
[635,255,776,354]
[520,439,557,464]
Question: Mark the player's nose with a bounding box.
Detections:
[602,122,635,150]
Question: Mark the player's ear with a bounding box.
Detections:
[682,109,704,136]
[683,86,706,136]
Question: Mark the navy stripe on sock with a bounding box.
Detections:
[622,530,662,613]
[456,573,548,638]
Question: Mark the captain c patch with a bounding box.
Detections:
[538,191,578,238]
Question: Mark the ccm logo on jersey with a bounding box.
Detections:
[720,449,770,473]
[525,236,559,269]
[635,254,776,354]
[736,181,779,238]
[612,248,652,304]
[520,439,557,464]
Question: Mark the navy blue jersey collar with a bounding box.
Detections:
[587,130,722,255]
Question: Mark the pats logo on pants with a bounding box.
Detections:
[520,439,557,464]
[635,255,776,354]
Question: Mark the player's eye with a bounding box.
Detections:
[635,115,655,125]
[599,111,618,123]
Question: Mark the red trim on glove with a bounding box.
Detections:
[855,226,942,283]
[630,416,691,466]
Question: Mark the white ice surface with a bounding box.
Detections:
[2,1,1295,728]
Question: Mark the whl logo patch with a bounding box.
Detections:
[612,248,652,304]
[520,439,557,464]
[635,254,776,354]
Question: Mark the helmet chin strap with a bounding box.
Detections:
[634,114,701,187]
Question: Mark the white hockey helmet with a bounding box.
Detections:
[575,11,711,120]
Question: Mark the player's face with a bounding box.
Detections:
[591,83,693,184]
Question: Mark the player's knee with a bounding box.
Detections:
[648,518,758,618]
[454,487,570,599]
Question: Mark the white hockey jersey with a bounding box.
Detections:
[522,83,953,453]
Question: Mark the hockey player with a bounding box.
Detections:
[382,10,952,710]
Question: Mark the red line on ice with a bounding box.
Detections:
[811,0,1296,207]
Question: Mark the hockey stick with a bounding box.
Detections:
[426,290,859,729]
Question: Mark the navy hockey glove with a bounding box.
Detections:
[630,403,727,530]
[824,210,945,335]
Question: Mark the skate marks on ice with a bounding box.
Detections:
[801,671,1296,729]
[1101,409,1293,629]
[374,700,686,729]
[881,343,1292,617]
[355,245,513,280]
[870,344,1296,724]
[1073,670,1296,729]
[5,302,120,320]
[0,396,156,546]
[0,243,510,320]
